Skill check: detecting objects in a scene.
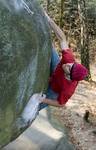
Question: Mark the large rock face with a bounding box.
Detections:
[0,0,52,147]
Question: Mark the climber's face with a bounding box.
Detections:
[62,63,74,80]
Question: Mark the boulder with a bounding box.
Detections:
[0,0,52,147]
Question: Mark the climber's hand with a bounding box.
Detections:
[30,93,46,103]
[38,93,46,103]
[44,11,50,21]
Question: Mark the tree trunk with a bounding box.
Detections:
[47,0,50,12]
[60,0,64,28]
[78,0,91,81]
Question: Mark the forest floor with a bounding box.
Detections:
[48,61,96,150]
[51,77,96,150]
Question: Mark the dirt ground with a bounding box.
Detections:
[51,80,96,150]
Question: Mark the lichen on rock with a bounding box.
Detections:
[0,0,52,147]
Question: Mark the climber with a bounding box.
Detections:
[37,11,88,110]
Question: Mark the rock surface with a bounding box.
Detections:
[3,109,74,150]
[0,0,52,147]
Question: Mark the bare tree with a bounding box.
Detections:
[60,0,64,28]
[47,0,50,11]
[78,0,91,81]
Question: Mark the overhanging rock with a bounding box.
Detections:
[0,0,52,147]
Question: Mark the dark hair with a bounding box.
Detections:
[70,63,75,80]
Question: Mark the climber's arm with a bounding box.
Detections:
[44,11,69,50]
[42,98,64,107]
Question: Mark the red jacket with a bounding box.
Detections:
[49,49,78,105]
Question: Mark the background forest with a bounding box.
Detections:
[40,0,96,82]
[38,1,96,149]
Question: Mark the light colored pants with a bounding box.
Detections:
[39,48,60,110]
